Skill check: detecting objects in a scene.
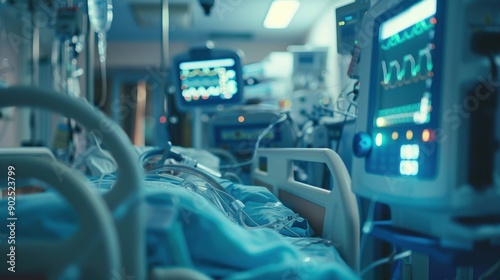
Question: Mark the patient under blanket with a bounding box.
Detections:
[0,178,357,279]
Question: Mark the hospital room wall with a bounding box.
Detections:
[305,0,355,102]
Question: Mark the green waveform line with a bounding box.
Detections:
[382,47,433,87]
[382,19,434,51]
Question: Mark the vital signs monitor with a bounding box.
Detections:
[172,48,244,111]
[352,0,500,244]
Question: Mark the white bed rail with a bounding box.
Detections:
[0,86,145,279]
[252,148,360,271]
[0,156,120,279]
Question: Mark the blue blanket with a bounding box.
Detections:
[0,177,358,279]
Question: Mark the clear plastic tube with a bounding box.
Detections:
[97,32,107,108]
[360,250,412,277]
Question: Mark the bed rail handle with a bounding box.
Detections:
[0,156,120,279]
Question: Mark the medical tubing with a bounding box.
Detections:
[291,237,331,249]
[358,197,377,273]
[97,32,107,108]
[210,189,237,215]
[148,164,226,193]
[147,162,303,236]
[220,113,288,170]
[144,156,304,234]
[360,250,412,277]
[237,209,301,237]
[199,186,230,215]
[71,132,114,173]
[145,173,184,185]
[148,165,281,230]
[147,164,240,215]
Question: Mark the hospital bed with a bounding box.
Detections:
[0,86,359,279]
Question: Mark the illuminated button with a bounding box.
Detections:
[422,129,431,142]
[406,130,414,140]
[375,133,383,147]
[392,132,399,140]
[238,116,245,123]
[400,144,419,160]
[279,99,293,109]
[376,117,387,127]
[400,160,419,176]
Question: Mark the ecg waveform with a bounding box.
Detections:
[381,19,435,51]
[381,46,433,89]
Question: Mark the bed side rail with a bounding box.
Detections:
[252,148,359,271]
[0,86,145,279]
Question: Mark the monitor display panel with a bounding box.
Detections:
[173,50,244,111]
[366,0,441,178]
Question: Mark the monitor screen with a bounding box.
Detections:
[175,55,243,110]
[367,0,440,178]
[374,0,436,128]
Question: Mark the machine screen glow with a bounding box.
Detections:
[179,58,239,105]
[374,0,437,128]
[366,0,440,178]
